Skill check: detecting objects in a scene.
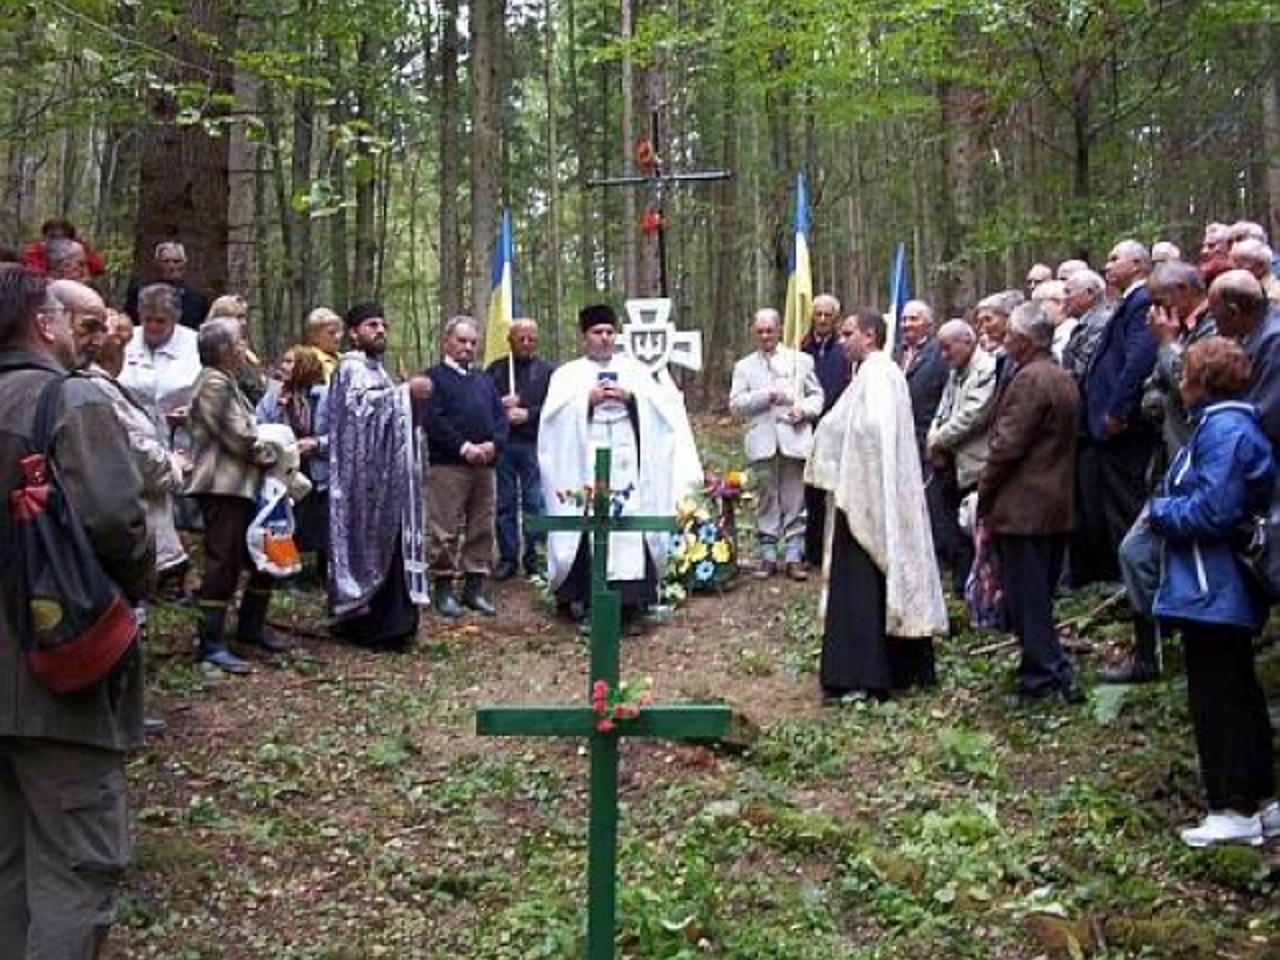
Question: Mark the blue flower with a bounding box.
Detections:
[698,523,717,544]
[695,559,716,583]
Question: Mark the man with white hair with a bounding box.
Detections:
[731,308,824,580]
[1055,259,1090,281]
[1229,237,1280,305]
[926,319,997,591]
[1151,240,1181,264]
[1060,268,1109,382]
[1078,239,1157,586]
[801,293,850,568]
[123,241,210,330]
[978,303,1082,705]
[896,299,949,464]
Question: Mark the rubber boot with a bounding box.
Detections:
[1100,616,1161,684]
[199,603,250,674]
[235,585,288,654]
[433,579,462,618]
[462,574,497,617]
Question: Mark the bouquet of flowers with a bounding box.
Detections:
[666,469,748,593]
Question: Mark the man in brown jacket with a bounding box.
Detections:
[978,302,1083,706]
[0,266,151,957]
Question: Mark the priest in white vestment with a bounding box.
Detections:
[806,309,948,703]
[539,303,703,625]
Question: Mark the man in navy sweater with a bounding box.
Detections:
[424,316,508,617]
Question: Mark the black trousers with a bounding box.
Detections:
[997,532,1073,696]
[1069,438,1117,586]
[803,483,826,567]
[197,495,274,604]
[927,463,974,594]
[1097,433,1155,564]
[1182,623,1275,812]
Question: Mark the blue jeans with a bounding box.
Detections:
[496,440,544,568]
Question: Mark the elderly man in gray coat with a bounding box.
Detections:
[926,319,997,592]
[730,308,824,580]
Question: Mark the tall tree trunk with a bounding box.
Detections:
[227,65,259,303]
[322,40,349,310]
[1262,22,1280,243]
[289,14,316,322]
[469,0,504,330]
[438,0,463,324]
[619,0,638,296]
[134,0,233,298]
[352,32,379,300]
[544,0,564,360]
[939,79,979,315]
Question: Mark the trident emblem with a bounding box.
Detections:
[617,298,703,378]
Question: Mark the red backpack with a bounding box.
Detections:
[9,375,138,693]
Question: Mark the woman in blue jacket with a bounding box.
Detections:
[1147,336,1277,848]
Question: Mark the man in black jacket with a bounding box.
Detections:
[485,318,555,580]
[425,316,508,617]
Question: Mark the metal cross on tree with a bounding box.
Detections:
[476,448,732,959]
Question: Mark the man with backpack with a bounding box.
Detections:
[0,266,151,958]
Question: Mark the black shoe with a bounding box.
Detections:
[246,629,289,655]
[462,576,496,617]
[492,561,517,582]
[434,584,463,619]
[1010,682,1085,708]
[1098,656,1159,685]
[522,553,540,577]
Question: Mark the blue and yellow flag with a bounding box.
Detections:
[782,173,813,352]
[885,240,911,357]
[485,209,517,364]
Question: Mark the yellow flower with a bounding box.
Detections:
[690,541,709,562]
[712,540,731,563]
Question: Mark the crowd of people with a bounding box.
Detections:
[734,220,1280,853]
[2,215,1279,955]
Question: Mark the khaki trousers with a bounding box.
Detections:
[0,738,130,960]
[428,464,496,578]
[754,455,807,562]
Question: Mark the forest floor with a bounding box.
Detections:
[108,418,1279,960]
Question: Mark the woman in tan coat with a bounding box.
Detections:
[187,317,280,672]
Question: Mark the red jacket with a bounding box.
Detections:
[21,239,107,277]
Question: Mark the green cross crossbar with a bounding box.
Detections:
[476,448,731,959]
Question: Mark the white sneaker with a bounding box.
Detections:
[1260,801,1280,840]
[1179,811,1264,849]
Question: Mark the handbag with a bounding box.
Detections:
[1231,501,1280,601]
[8,376,138,693]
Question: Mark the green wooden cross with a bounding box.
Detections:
[476,447,731,959]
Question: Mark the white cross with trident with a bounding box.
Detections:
[616,298,703,387]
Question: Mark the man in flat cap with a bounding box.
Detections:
[538,303,702,629]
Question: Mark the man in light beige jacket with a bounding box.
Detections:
[730,308,824,580]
